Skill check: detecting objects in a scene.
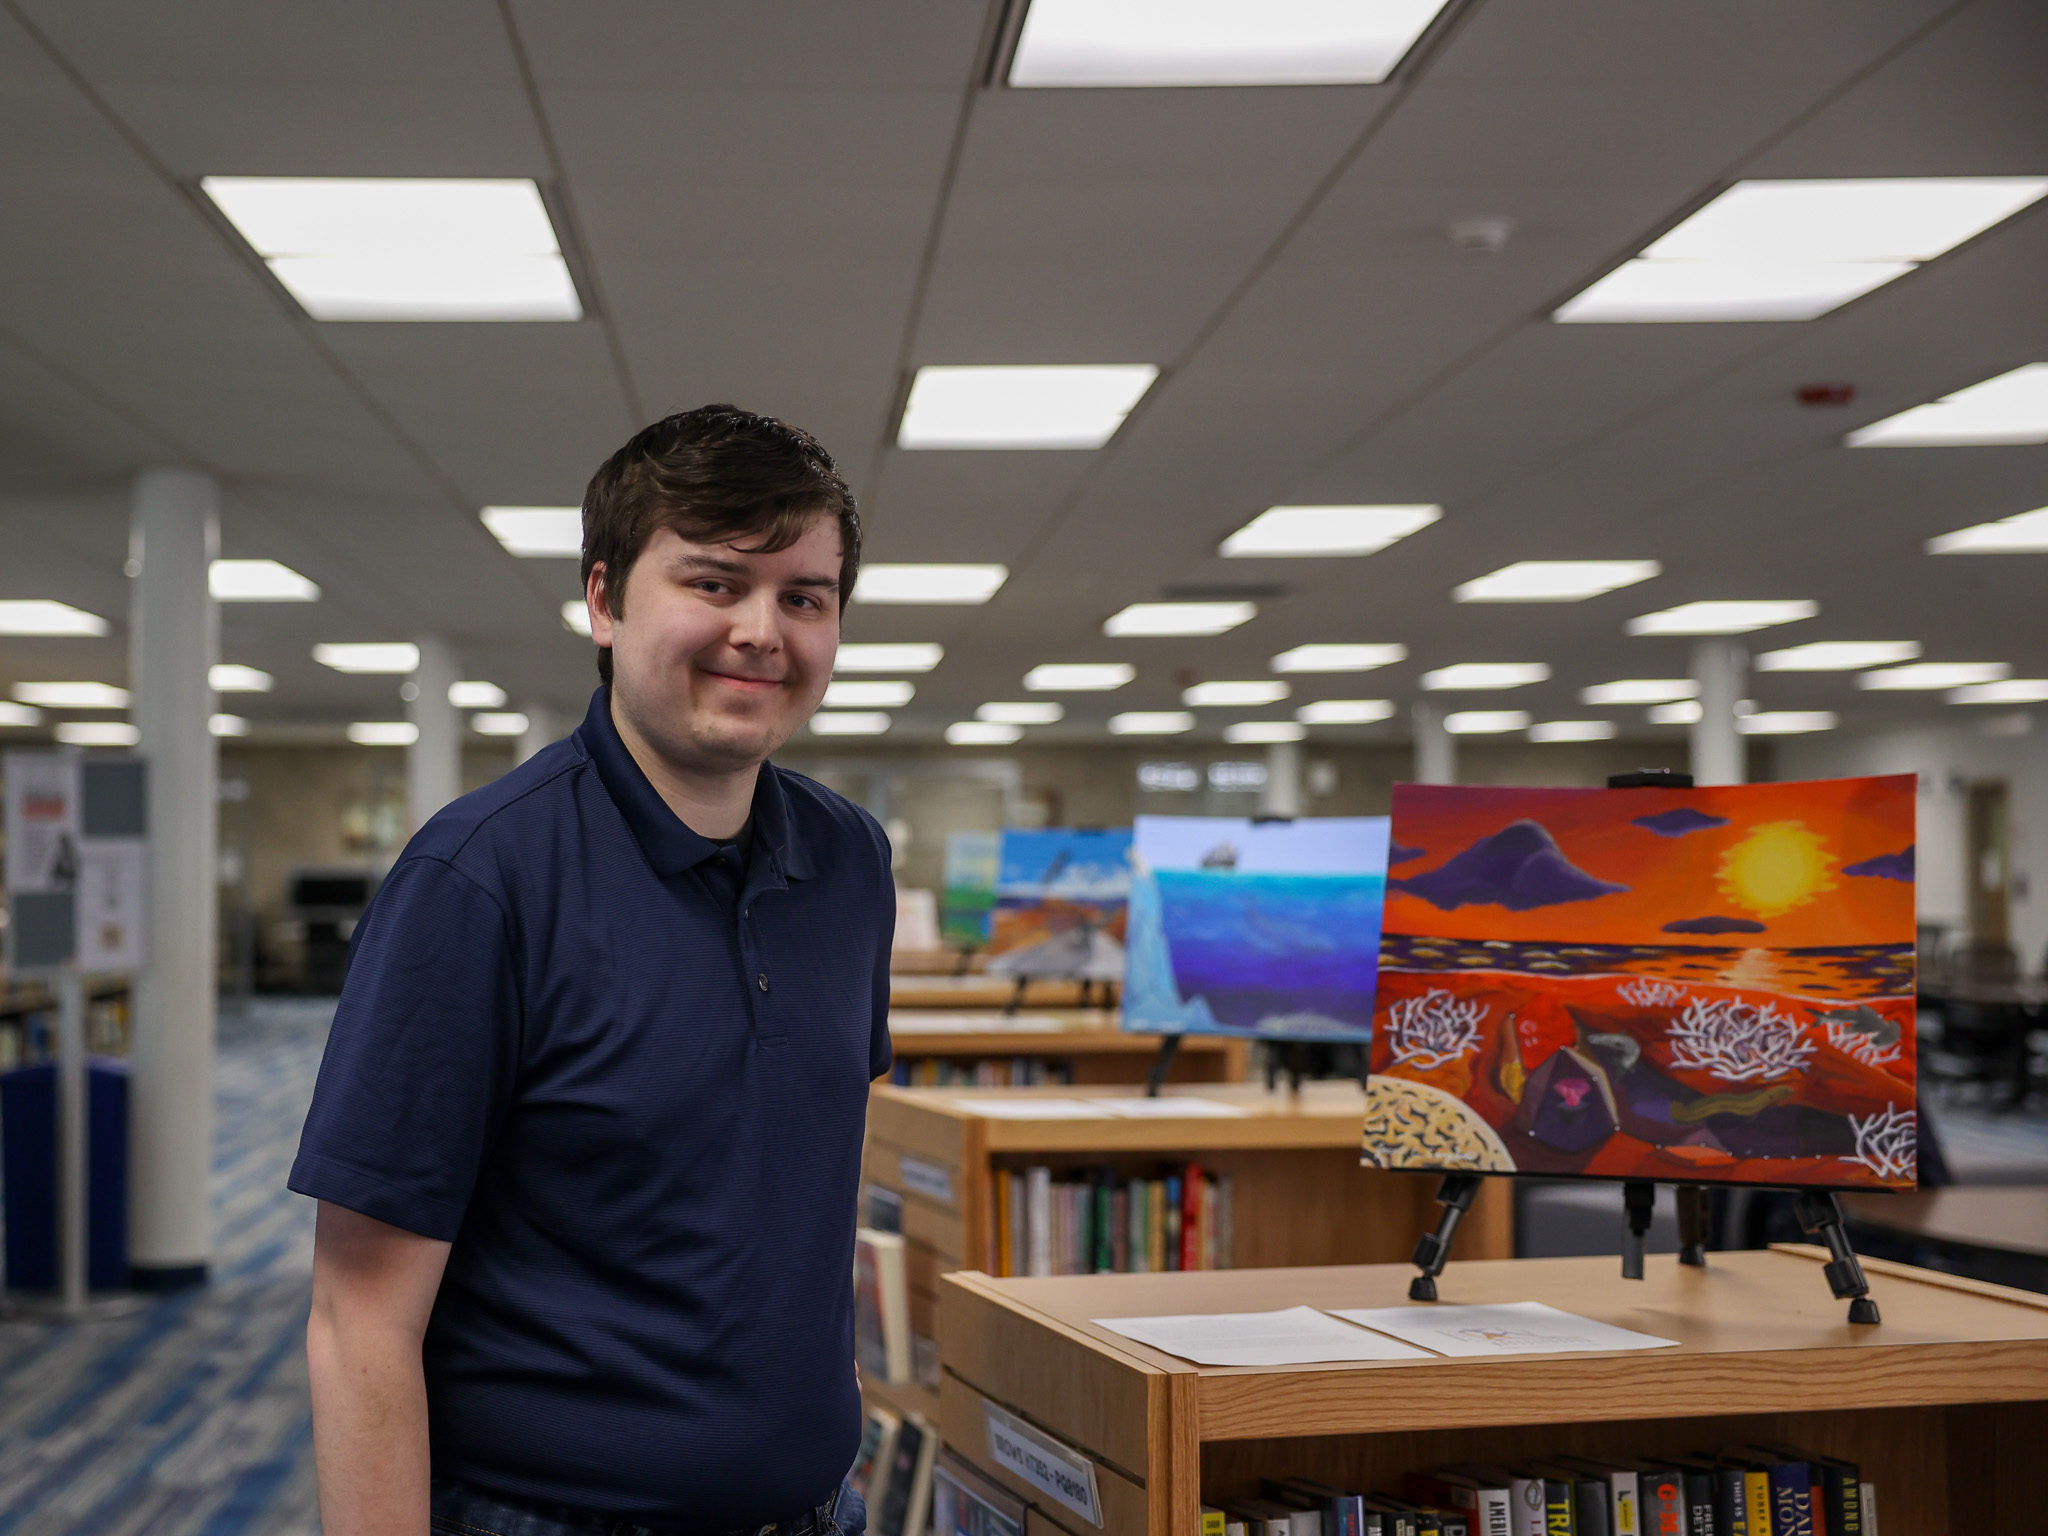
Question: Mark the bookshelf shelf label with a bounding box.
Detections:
[899,1154,954,1205]
[981,1400,1103,1527]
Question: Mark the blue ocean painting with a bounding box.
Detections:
[1123,816,1388,1040]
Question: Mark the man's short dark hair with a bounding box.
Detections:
[580,404,860,683]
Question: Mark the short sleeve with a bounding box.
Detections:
[289,854,521,1241]
[869,824,895,1083]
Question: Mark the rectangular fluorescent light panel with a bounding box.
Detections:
[1184,680,1289,707]
[483,506,583,557]
[1447,711,1530,734]
[1626,600,1817,635]
[56,721,140,747]
[853,565,1008,604]
[449,681,507,709]
[1454,560,1659,602]
[897,365,1156,449]
[201,177,581,322]
[314,642,420,674]
[1860,662,2009,690]
[561,601,593,637]
[1852,365,2048,448]
[210,664,274,692]
[0,703,43,727]
[347,721,418,746]
[835,643,943,674]
[0,600,109,636]
[1557,178,2048,323]
[1008,0,1455,88]
[808,712,891,736]
[946,721,1023,746]
[472,712,531,736]
[1109,711,1193,736]
[1224,721,1305,744]
[1530,720,1617,743]
[1296,699,1392,725]
[1583,679,1696,705]
[1271,643,1406,673]
[1024,663,1133,691]
[1104,602,1254,637]
[978,702,1063,724]
[1649,701,1704,725]
[14,682,129,709]
[209,714,249,738]
[1739,711,1837,735]
[1927,504,2048,552]
[1222,505,1440,558]
[1756,641,1921,671]
[1421,663,1550,691]
[1951,680,2048,704]
[210,559,319,601]
[822,680,915,708]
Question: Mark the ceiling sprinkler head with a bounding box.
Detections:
[1448,215,1516,254]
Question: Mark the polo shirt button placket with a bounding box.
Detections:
[757,972,770,993]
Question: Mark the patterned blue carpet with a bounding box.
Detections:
[0,999,330,1536]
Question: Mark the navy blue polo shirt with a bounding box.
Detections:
[290,687,894,1528]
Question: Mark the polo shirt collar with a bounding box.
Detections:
[575,687,814,882]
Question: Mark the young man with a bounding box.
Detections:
[291,406,893,1536]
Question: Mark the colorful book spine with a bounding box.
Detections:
[992,1171,1010,1277]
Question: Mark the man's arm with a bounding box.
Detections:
[307,1200,452,1536]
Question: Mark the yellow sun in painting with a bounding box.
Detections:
[1716,821,1838,919]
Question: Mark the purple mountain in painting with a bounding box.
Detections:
[1844,845,1914,880]
[1389,843,1425,864]
[1394,820,1629,912]
[1663,914,1767,935]
[1632,807,1729,837]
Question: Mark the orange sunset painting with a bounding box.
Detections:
[1364,776,1917,1190]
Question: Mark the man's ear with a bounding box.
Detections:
[586,562,615,646]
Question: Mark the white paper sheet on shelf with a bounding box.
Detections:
[889,1012,1067,1034]
[955,1098,1115,1119]
[1327,1301,1681,1358]
[1091,1097,1251,1118]
[1090,1306,1433,1367]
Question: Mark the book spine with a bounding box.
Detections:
[1742,1473,1769,1536]
[1640,1474,1683,1536]
[1111,1184,1129,1273]
[1543,1480,1573,1536]
[1818,1466,1862,1536]
[1181,1162,1202,1271]
[1217,1174,1234,1267]
[1474,1490,1513,1536]
[1610,1471,1639,1536]
[1768,1462,1813,1536]
[1165,1173,1183,1270]
[1715,1469,1747,1536]
[1026,1165,1051,1277]
[1203,1509,1227,1536]
[1200,1176,1218,1268]
[1148,1178,1165,1271]
[993,1171,1011,1277]
[1681,1473,1716,1536]
[1858,1485,1876,1536]
[1508,1478,1545,1536]
[1574,1480,1609,1536]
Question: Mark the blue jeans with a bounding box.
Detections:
[428,1476,865,1536]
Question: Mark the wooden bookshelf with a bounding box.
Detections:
[935,1247,2048,1536]
[886,1010,1249,1087]
[891,973,1105,1009]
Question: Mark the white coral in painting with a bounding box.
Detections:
[1843,1104,1915,1182]
[1665,996,1816,1082]
[1618,978,1686,1009]
[1824,1017,1903,1068]
[1385,989,1485,1069]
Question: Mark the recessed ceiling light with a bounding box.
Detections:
[897,365,1156,450]
[1850,364,2048,447]
[313,642,420,674]
[210,664,274,693]
[201,177,581,322]
[347,721,418,746]
[1558,178,2048,323]
[0,600,109,636]
[853,565,1008,604]
[1529,720,1617,742]
[561,601,593,636]
[1927,505,2048,553]
[1738,711,1838,735]
[1223,721,1306,744]
[946,721,1023,746]
[55,721,140,747]
[1446,710,1530,734]
[1296,699,1393,725]
[823,680,915,708]
[1756,641,1923,671]
[808,712,892,736]
[13,682,129,709]
[1221,505,1440,559]
[978,701,1064,724]
[1024,663,1133,691]
[472,712,531,736]
[1421,663,1550,691]
[1626,600,1817,635]
[482,506,582,557]
[1582,679,1697,705]
[1860,662,2009,690]
[209,559,320,602]
[0,702,43,727]
[836,643,943,674]
[449,681,507,709]
[208,714,250,738]
[1184,680,1290,707]
[1104,602,1254,637]
[1270,643,1407,674]
[1008,0,1456,88]
[1649,701,1704,725]
[1109,711,1194,736]
[1950,679,2048,704]
[1454,560,1660,602]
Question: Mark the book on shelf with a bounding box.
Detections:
[853,1228,911,1385]
[849,1404,900,1509]
[872,1412,938,1536]
[929,1446,1026,1536]
[986,1162,1233,1276]
[862,1182,904,1234]
[1549,1455,1640,1536]
[890,1056,1072,1088]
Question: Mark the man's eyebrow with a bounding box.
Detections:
[673,553,838,591]
[786,574,840,591]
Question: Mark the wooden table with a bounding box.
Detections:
[885,1009,1247,1088]
[1845,1187,2048,1259]
[890,973,1097,1009]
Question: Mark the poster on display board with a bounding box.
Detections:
[983,828,1130,980]
[3,752,148,973]
[939,829,1001,946]
[1122,815,1390,1041]
[1362,776,1918,1190]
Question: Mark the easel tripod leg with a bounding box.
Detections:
[1676,1184,1712,1267]
[1793,1190,1881,1324]
[1409,1174,1482,1302]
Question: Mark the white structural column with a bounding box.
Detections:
[514,702,559,766]
[1413,702,1457,785]
[1690,639,1748,787]
[1261,740,1303,817]
[128,468,219,1285]
[408,635,461,828]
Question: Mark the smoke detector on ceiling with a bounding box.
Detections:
[1448,215,1516,254]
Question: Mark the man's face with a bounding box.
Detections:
[589,516,841,775]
